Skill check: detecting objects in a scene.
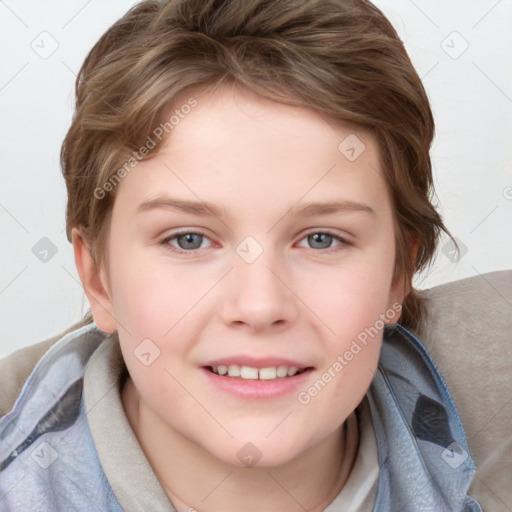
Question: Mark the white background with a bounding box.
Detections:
[1,0,511,357]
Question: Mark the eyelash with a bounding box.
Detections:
[159,229,351,256]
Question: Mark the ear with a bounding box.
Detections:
[71,227,117,333]
[385,235,420,324]
[384,277,405,324]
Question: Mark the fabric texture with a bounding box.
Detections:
[414,270,512,512]
[0,328,123,511]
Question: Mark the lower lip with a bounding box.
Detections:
[200,367,314,400]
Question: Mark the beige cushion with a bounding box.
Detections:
[414,269,512,511]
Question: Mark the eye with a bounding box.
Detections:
[160,230,213,254]
[296,230,350,253]
[159,229,351,256]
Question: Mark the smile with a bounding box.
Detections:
[206,364,311,380]
[201,365,314,400]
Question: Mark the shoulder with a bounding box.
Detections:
[0,335,63,417]
[414,269,512,511]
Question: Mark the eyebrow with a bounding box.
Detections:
[136,197,226,217]
[136,197,375,218]
[290,200,375,217]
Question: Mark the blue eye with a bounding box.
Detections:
[297,231,350,253]
[308,232,334,249]
[160,231,212,254]
[159,230,350,255]
[175,233,205,250]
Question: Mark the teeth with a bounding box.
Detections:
[240,366,259,379]
[259,367,276,380]
[287,367,298,376]
[276,365,288,378]
[227,365,240,377]
[210,364,306,380]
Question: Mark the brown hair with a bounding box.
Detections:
[61,0,456,333]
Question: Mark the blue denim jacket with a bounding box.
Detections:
[0,323,482,511]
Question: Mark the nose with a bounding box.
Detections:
[220,248,299,334]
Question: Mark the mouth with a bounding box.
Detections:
[201,364,314,400]
[204,364,313,380]
[200,356,315,399]
[203,364,313,380]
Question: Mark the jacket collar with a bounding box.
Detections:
[367,324,482,511]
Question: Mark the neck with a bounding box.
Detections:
[121,376,359,512]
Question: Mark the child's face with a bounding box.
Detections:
[90,85,402,467]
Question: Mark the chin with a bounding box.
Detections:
[208,434,309,469]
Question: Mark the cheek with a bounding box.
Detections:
[294,329,381,452]
[107,248,185,338]
[297,237,394,397]
[303,251,395,337]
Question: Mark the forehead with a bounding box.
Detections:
[113,85,391,221]
[168,84,370,161]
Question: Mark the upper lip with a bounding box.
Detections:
[201,356,313,370]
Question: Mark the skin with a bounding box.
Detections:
[73,84,407,512]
